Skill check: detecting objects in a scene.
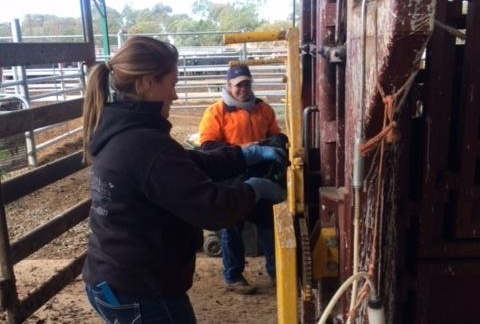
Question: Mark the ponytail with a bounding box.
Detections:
[82,62,110,164]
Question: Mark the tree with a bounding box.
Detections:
[0,23,10,38]
[0,1,296,47]
[168,15,220,46]
[191,0,267,31]
[217,3,264,31]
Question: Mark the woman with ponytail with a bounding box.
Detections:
[81,36,285,323]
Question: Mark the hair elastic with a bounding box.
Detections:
[105,60,112,71]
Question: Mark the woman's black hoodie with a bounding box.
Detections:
[82,101,256,297]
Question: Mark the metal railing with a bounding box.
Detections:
[0,47,287,172]
[0,48,287,108]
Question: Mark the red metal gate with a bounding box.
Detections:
[306,0,480,323]
[408,0,480,323]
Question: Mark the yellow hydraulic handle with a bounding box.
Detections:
[228,57,287,67]
[223,30,287,44]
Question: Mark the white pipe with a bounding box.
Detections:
[318,272,377,324]
[348,0,369,322]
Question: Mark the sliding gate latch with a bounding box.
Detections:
[301,42,317,57]
[318,44,346,64]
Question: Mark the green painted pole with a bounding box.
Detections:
[94,0,110,59]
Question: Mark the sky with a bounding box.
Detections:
[0,0,293,24]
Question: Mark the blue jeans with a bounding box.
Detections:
[221,221,275,283]
[85,284,196,324]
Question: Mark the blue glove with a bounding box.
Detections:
[241,145,287,166]
[244,177,285,203]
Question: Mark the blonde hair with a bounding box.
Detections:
[82,36,178,163]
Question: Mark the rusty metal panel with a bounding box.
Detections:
[312,0,346,189]
[455,0,480,238]
[417,0,480,257]
[307,0,480,323]
[316,0,339,187]
[405,1,480,323]
[415,262,480,324]
[416,0,460,256]
[301,0,316,108]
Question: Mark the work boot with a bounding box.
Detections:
[225,276,258,295]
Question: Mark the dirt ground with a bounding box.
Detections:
[3,106,279,324]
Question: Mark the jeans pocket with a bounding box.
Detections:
[94,297,142,324]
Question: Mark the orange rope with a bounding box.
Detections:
[346,5,419,315]
[347,76,412,320]
[359,93,398,155]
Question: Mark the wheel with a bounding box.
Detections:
[203,232,221,257]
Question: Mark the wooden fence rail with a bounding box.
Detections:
[0,1,95,322]
[0,95,88,323]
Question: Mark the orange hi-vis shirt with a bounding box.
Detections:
[199,99,281,146]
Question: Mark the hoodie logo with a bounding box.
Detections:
[91,174,115,217]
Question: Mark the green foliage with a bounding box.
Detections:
[0,22,10,38]
[168,17,220,46]
[257,20,293,32]
[191,0,212,18]
[101,7,123,34]
[0,1,296,46]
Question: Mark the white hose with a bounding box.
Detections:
[349,187,362,323]
[318,272,376,324]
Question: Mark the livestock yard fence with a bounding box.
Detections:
[0,46,287,172]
